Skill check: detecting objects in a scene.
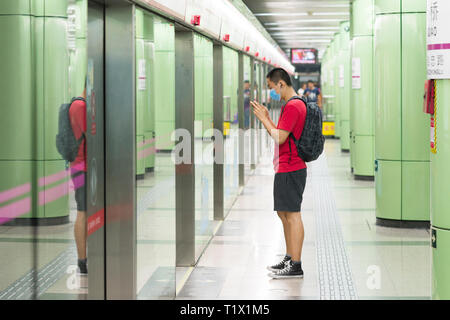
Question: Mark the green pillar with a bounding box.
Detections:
[135,8,155,178]
[350,0,375,179]
[431,80,450,299]
[331,36,341,139]
[338,21,351,151]
[374,0,429,227]
[1,0,71,224]
[154,17,175,151]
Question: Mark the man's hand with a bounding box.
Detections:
[250,101,269,122]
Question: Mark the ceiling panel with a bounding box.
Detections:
[242,0,351,60]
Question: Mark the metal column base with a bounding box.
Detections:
[341,149,350,153]
[4,215,70,226]
[376,217,430,229]
[354,175,374,181]
[136,174,145,180]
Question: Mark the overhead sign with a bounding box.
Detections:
[427,0,450,79]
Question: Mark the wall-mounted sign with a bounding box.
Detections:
[138,59,146,91]
[339,64,345,88]
[427,0,450,79]
[352,57,361,89]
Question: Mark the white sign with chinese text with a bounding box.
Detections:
[352,58,361,89]
[339,64,345,88]
[427,0,450,79]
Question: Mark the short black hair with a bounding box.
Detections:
[308,80,314,84]
[266,68,292,87]
[244,80,250,84]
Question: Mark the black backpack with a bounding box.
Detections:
[56,97,86,162]
[280,95,324,163]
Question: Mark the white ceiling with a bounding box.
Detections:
[242,0,351,61]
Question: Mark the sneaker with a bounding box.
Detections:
[77,259,88,275]
[267,255,291,272]
[269,260,303,279]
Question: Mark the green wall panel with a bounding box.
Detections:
[375,160,401,220]
[354,135,375,176]
[431,80,450,230]
[69,37,87,98]
[401,12,428,161]
[402,0,426,13]
[0,161,33,218]
[374,14,401,161]
[375,0,401,14]
[136,135,145,176]
[352,0,374,37]
[154,51,175,120]
[351,36,374,136]
[401,162,429,221]
[44,0,68,17]
[43,17,69,160]
[341,120,350,150]
[0,0,31,14]
[0,16,34,160]
[136,37,146,136]
[432,228,450,299]
[41,160,70,218]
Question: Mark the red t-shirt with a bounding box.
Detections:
[274,98,307,173]
[69,99,87,172]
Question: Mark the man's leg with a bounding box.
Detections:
[277,211,291,257]
[74,210,87,259]
[285,211,304,262]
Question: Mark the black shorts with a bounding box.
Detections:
[72,171,87,212]
[273,169,307,212]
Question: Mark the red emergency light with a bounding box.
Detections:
[191,15,201,26]
[245,46,250,52]
[255,52,259,57]
[223,34,230,42]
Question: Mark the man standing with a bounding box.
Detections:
[69,87,88,275]
[304,80,322,109]
[251,68,307,279]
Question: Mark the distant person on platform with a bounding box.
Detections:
[304,80,322,109]
[297,83,307,97]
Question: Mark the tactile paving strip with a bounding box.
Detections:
[0,245,78,300]
[309,155,358,300]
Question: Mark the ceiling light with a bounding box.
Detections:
[265,19,345,25]
[312,12,350,16]
[267,26,340,31]
[254,12,309,17]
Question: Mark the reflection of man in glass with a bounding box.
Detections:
[244,80,251,129]
[69,81,88,275]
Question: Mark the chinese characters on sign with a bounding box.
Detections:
[427,0,450,79]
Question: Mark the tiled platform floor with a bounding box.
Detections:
[176,139,431,300]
